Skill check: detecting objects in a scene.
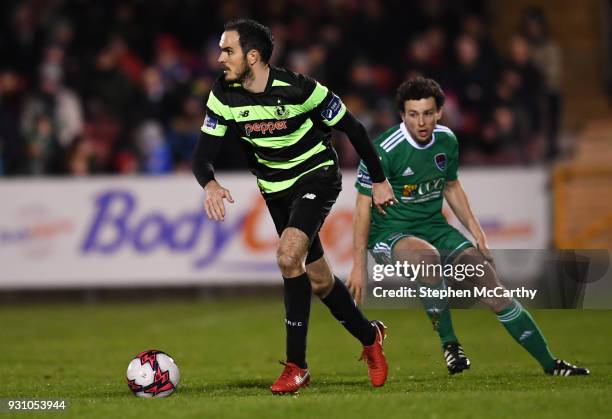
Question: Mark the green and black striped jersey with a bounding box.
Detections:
[201,66,347,197]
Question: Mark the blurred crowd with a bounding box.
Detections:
[0,0,563,177]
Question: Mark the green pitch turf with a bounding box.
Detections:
[1,298,610,418]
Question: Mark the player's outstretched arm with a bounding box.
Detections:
[334,112,398,214]
[444,179,491,261]
[192,131,235,221]
[347,192,372,305]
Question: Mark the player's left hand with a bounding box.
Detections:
[347,263,367,305]
[372,179,398,215]
[475,235,493,262]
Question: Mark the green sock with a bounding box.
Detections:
[425,306,458,346]
[418,279,458,345]
[496,300,556,371]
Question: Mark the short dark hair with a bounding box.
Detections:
[395,77,445,112]
[224,19,274,63]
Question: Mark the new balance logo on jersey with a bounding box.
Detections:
[402,166,414,176]
[302,193,316,200]
[245,120,287,136]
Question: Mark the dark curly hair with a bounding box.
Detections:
[395,77,445,112]
[224,19,274,63]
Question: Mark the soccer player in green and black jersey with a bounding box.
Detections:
[348,77,589,377]
[192,19,397,394]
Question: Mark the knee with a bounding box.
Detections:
[421,249,441,266]
[397,246,440,266]
[305,255,334,297]
[417,250,442,285]
[276,248,304,276]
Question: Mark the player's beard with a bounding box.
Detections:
[235,63,253,85]
[223,56,252,84]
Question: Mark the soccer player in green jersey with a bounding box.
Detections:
[348,77,589,377]
[192,19,397,394]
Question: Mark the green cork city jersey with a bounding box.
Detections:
[201,66,347,197]
[354,123,459,247]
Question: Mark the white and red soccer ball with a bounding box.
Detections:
[126,350,180,398]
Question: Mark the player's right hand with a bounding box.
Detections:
[203,180,234,221]
[347,264,367,305]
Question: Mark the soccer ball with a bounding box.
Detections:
[126,350,180,398]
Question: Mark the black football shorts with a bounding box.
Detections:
[265,167,342,264]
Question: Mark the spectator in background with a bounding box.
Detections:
[445,34,494,149]
[67,136,96,176]
[318,24,352,91]
[504,34,544,136]
[134,120,173,174]
[403,33,436,80]
[86,43,139,123]
[349,60,386,105]
[287,43,327,82]
[422,26,448,74]
[20,62,83,174]
[520,7,563,160]
[3,2,44,82]
[460,13,500,73]
[107,34,145,85]
[468,66,532,165]
[0,0,560,176]
[137,66,177,125]
[154,34,192,91]
[475,105,525,165]
[79,108,121,174]
[0,69,26,174]
[45,19,80,89]
[167,93,204,172]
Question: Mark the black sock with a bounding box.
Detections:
[321,277,376,346]
[283,273,311,369]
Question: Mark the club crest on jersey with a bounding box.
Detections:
[275,104,289,118]
[245,120,288,136]
[434,153,447,171]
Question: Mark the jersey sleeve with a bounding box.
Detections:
[445,132,459,181]
[201,80,233,137]
[298,74,347,127]
[355,150,389,196]
[355,160,373,196]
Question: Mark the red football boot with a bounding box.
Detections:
[270,361,310,395]
[359,320,388,387]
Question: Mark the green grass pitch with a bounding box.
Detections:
[1,298,610,418]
